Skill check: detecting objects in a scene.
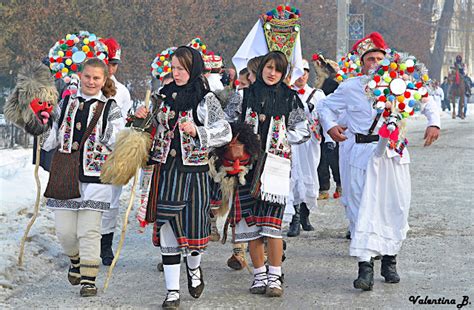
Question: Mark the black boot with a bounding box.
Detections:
[100,233,114,266]
[186,266,205,298]
[353,259,374,291]
[381,255,400,283]
[287,204,301,237]
[300,203,314,231]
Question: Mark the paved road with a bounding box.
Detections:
[4,115,474,309]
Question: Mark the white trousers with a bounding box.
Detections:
[101,185,122,234]
[54,209,102,263]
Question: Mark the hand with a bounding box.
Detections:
[135,106,149,119]
[424,126,440,147]
[327,125,347,142]
[180,121,197,137]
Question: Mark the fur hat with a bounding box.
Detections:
[352,32,387,59]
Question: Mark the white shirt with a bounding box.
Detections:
[206,74,225,92]
[111,75,132,121]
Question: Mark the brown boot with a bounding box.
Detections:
[227,243,247,270]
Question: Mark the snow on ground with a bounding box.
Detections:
[0,148,60,299]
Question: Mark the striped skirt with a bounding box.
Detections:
[152,158,211,254]
[228,180,284,241]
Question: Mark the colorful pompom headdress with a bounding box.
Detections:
[150,47,176,80]
[203,52,223,72]
[48,31,108,81]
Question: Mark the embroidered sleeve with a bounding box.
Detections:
[42,99,65,151]
[196,93,232,148]
[287,95,310,145]
[224,91,243,122]
[99,100,125,149]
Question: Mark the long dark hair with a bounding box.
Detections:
[256,51,288,84]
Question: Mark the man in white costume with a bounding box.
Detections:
[204,53,225,92]
[319,32,440,291]
[100,37,132,266]
[286,59,326,236]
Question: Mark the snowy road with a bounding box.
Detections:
[2,113,473,309]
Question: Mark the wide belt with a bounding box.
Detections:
[355,133,379,144]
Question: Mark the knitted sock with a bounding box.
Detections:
[68,253,80,278]
[186,252,202,288]
[80,259,100,286]
[252,266,267,287]
[268,265,282,289]
[163,264,180,291]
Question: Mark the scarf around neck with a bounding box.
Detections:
[159,46,210,112]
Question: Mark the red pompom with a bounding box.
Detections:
[234,80,240,86]
[285,5,291,11]
[374,75,381,83]
[86,51,94,58]
[55,72,62,79]
[398,103,406,110]
[389,71,397,78]
[415,82,423,89]
[409,110,415,116]
[275,115,281,120]
[399,70,404,75]
[404,91,411,98]
[312,54,319,61]
[56,57,63,63]
[66,50,73,57]
[382,66,389,71]
[379,95,386,102]
[71,64,78,71]
[383,109,390,118]
[277,5,283,11]
[66,40,74,47]
[298,88,305,95]
[407,67,415,73]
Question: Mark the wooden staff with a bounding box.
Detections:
[104,89,151,291]
[18,137,42,266]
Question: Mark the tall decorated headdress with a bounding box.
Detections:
[48,31,108,81]
[232,4,304,84]
[261,5,301,62]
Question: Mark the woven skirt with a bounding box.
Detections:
[152,158,211,254]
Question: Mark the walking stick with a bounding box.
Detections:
[18,137,42,266]
[104,89,151,291]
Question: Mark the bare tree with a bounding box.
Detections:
[430,0,455,80]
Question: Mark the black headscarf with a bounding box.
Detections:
[159,46,209,112]
[242,52,299,120]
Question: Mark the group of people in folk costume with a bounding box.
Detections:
[8,4,442,309]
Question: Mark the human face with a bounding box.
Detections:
[294,70,309,88]
[262,59,283,86]
[80,65,106,96]
[107,62,118,76]
[248,71,257,84]
[238,73,250,89]
[171,56,190,86]
[361,51,385,75]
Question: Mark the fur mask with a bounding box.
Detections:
[5,62,58,136]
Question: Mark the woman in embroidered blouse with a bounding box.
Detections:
[235,51,310,298]
[135,46,231,308]
[43,58,123,297]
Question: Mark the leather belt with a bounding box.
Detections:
[355,133,379,144]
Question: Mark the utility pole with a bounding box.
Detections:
[337,0,350,59]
